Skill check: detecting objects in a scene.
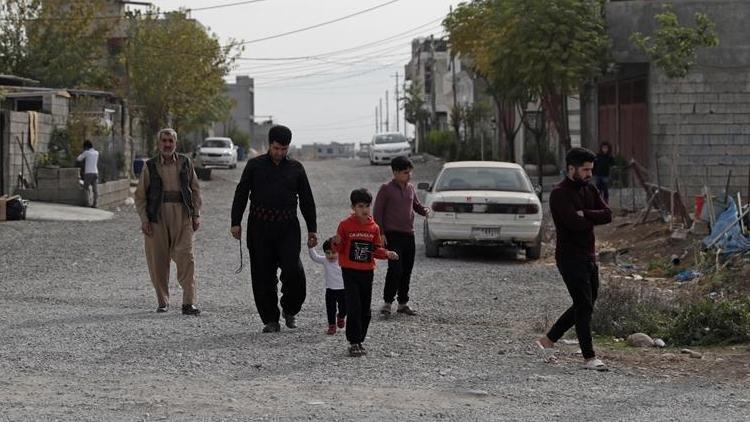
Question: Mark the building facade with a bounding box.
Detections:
[593,0,750,197]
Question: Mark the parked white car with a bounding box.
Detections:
[198,137,237,169]
[418,161,543,260]
[369,132,411,165]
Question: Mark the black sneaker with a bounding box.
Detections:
[181,304,201,316]
[358,343,367,355]
[156,304,168,313]
[262,322,281,333]
[348,344,363,357]
[283,312,297,329]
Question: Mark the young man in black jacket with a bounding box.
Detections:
[537,147,612,371]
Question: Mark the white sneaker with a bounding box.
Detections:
[583,358,608,371]
[380,302,393,315]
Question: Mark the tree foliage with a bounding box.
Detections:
[444,0,610,153]
[125,10,240,150]
[0,0,115,88]
[0,0,34,77]
[631,4,719,80]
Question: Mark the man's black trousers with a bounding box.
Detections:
[247,218,306,324]
[546,259,600,359]
[383,231,416,304]
[342,268,373,345]
[325,288,346,325]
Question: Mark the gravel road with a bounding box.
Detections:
[1,157,748,421]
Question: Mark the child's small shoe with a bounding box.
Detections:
[326,324,336,335]
[336,314,346,329]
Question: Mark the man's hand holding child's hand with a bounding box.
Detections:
[386,250,399,260]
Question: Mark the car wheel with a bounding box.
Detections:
[424,221,440,258]
[525,233,542,260]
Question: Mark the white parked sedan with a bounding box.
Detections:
[198,137,238,169]
[418,161,543,260]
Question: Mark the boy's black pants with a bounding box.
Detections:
[247,218,306,324]
[342,268,373,344]
[546,259,600,359]
[325,288,346,325]
[383,231,416,304]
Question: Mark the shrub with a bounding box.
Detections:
[668,299,750,346]
[423,130,456,160]
[591,281,678,339]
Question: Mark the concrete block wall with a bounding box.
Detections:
[3,111,54,196]
[649,67,750,199]
[18,171,129,208]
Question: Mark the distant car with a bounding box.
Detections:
[198,137,238,169]
[369,132,411,165]
[418,161,543,260]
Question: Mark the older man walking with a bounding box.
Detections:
[135,128,202,315]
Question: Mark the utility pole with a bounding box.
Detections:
[375,106,378,134]
[379,98,383,133]
[385,90,390,132]
[394,72,400,133]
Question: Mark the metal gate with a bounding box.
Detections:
[598,77,649,165]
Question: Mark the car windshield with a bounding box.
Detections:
[435,167,533,193]
[373,134,406,144]
[202,140,230,148]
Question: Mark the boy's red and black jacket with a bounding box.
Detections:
[334,215,388,271]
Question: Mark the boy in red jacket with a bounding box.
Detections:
[332,188,399,357]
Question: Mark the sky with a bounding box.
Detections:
[146,0,463,145]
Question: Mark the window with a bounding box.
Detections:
[435,167,533,193]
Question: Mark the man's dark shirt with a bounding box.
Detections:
[231,153,317,233]
[549,177,612,262]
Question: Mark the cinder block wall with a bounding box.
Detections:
[606,0,750,199]
[650,68,750,198]
[4,111,54,195]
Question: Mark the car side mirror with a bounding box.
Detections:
[417,182,430,191]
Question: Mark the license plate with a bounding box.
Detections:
[472,227,500,239]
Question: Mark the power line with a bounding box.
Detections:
[190,0,271,12]
[234,17,443,61]
[232,0,402,47]
[255,56,409,88]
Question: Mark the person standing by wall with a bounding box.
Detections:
[593,141,614,204]
[76,140,99,208]
[536,147,612,371]
[230,125,318,333]
[134,128,202,315]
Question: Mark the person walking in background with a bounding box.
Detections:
[134,128,202,316]
[593,141,615,204]
[536,147,612,371]
[373,156,429,316]
[333,188,399,357]
[76,140,99,208]
[309,238,346,335]
[230,125,318,333]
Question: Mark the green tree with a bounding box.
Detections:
[0,0,35,77]
[24,0,114,88]
[125,10,240,151]
[445,0,610,159]
[402,79,430,152]
[631,4,718,228]
[631,4,719,80]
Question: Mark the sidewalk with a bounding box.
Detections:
[24,201,114,222]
